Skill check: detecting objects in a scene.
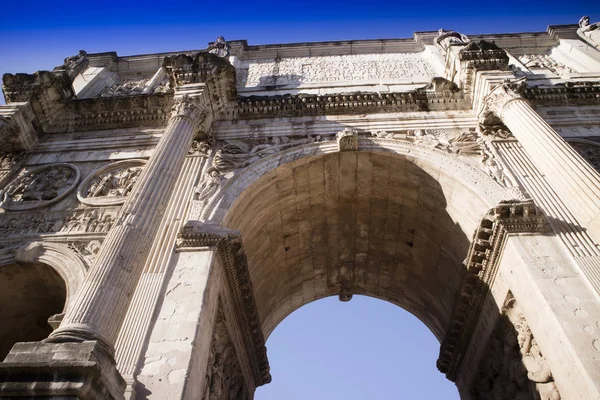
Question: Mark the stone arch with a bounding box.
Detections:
[0,241,88,310]
[0,255,69,360]
[206,138,519,341]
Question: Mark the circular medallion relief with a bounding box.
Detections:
[77,159,146,206]
[0,163,81,211]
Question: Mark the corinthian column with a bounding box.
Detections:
[480,80,600,242]
[47,95,208,356]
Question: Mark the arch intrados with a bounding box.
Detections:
[216,138,517,341]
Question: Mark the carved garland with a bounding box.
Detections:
[437,199,548,381]
[176,221,271,386]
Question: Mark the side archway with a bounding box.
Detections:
[0,241,88,359]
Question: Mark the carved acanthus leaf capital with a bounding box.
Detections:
[171,95,209,127]
[479,78,528,122]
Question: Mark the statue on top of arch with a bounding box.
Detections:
[578,15,600,50]
[434,29,470,51]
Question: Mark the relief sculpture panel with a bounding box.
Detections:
[472,292,560,400]
[0,163,80,211]
[77,159,146,206]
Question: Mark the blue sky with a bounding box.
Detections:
[1,0,599,397]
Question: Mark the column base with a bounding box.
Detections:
[0,341,125,400]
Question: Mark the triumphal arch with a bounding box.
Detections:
[2,17,600,400]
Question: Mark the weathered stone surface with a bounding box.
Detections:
[1,21,600,400]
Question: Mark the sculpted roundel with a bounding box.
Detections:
[0,163,80,211]
[77,159,146,206]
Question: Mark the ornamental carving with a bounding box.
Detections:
[407,129,482,155]
[77,160,146,206]
[434,29,469,51]
[336,128,358,151]
[577,15,600,50]
[68,240,103,265]
[100,76,171,97]
[203,306,248,400]
[0,152,25,184]
[171,95,208,124]
[471,293,561,400]
[0,207,117,238]
[479,79,527,121]
[438,200,548,381]
[517,54,575,76]
[207,36,231,58]
[237,53,436,88]
[189,139,213,157]
[566,139,600,171]
[0,163,80,211]
[212,135,321,174]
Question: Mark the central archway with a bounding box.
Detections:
[220,143,507,343]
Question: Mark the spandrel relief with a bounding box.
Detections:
[77,159,146,206]
[0,163,80,211]
[471,292,560,400]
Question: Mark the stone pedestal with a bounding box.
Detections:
[0,341,125,399]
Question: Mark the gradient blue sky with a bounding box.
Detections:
[1,1,598,397]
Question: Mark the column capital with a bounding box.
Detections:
[170,94,209,129]
[479,78,528,122]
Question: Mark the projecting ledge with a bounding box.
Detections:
[0,341,125,400]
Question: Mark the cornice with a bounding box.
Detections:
[176,221,271,387]
[523,81,600,106]
[437,199,548,382]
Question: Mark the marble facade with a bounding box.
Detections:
[1,18,600,400]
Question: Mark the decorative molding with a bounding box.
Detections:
[236,89,467,119]
[523,81,600,106]
[437,199,548,381]
[176,221,271,386]
[77,159,146,207]
[0,163,80,211]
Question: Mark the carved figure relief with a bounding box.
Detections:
[0,208,117,238]
[237,53,436,88]
[207,36,231,58]
[77,159,146,206]
[212,135,321,174]
[194,168,222,205]
[517,54,575,76]
[100,78,148,97]
[472,293,560,400]
[0,152,25,183]
[57,50,88,79]
[566,139,600,171]
[0,163,80,211]
[337,128,358,151]
[68,240,102,265]
[203,307,248,400]
[407,129,482,155]
[434,29,469,51]
[578,15,600,49]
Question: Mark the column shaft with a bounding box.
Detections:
[48,99,204,355]
[501,98,600,242]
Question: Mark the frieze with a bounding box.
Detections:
[177,221,271,386]
[437,200,548,381]
[67,239,103,265]
[77,159,146,207]
[0,163,80,211]
[0,207,118,239]
[407,128,482,155]
[471,293,561,400]
[99,78,166,97]
[237,53,436,89]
